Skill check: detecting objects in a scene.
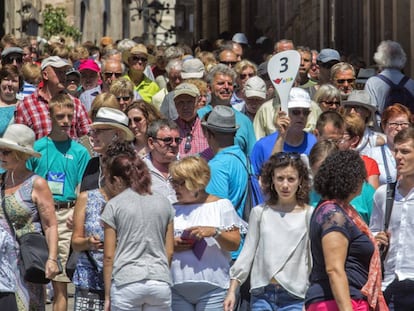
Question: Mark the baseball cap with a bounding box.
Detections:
[181,58,205,79]
[1,47,23,59]
[41,56,70,70]
[317,48,340,63]
[174,83,200,99]
[245,76,266,99]
[232,33,248,45]
[78,59,100,73]
[287,87,311,109]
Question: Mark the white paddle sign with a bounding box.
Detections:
[267,50,301,112]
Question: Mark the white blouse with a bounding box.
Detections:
[171,199,247,289]
[230,204,313,298]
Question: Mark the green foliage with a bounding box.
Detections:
[42,4,82,41]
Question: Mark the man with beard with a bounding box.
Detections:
[198,64,256,155]
[15,56,91,139]
[331,62,356,100]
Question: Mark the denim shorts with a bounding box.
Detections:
[250,284,303,311]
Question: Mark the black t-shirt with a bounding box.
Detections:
[305,201,374,306]
[80,157,100,192]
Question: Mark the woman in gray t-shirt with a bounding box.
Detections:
[101,142,174,311]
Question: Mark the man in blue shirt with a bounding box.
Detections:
[198,63,256,155]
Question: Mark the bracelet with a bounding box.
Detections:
[47,258,58,263]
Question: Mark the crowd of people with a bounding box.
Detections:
[0,31,413,311]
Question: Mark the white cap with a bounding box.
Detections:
[287,87,311,109]
[244,76,266,99]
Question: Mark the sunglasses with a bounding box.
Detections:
[321,100,340,107]
[336,78,355,84]
[239,73,255,80]
[220,61,238,67]
[131,56,148,63]
[154,136,183,145]
[3,56,23,64]
[184,133,192,152]
[0,150,12,156]
[290,109,310,117]
[116,96,131,102]
[104,72,123,78]
[274,152,301,161]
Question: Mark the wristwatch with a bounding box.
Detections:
[213,227,222,239]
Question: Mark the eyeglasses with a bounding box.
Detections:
[131,56,147,63]
[239,73,254,80]
[274,152,301,161]
[88,128,113,136]
[0,150,12,156]
[116,96,131,102]
[3,56,23,64]
[104,72,123,78]
[387,122,410,129]
[220,61,238,67]
[154,136,183,145]
[320,100,340,107]
[290,109,311,117]
[336,78,355,84]
[184,133,192,152]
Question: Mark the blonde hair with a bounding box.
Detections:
[89,92,120,120]
[49,93,74,112]
[14,150,31,162]
[109,77,134,98]
[184,78,208,95]
[169,156,211,191]
[21,63,41,85]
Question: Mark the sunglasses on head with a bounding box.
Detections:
[274,152,301,161]
[290,109,310,116]
[336,78,355,84]
[131,56,148,63]
[104,72,123,78]
[240,73,254,80]
[154,136,183,145]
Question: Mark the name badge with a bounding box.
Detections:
[47,172,65,195]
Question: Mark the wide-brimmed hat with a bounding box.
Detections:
[201,106,239,133]
[174,83,200,100]
[41,56,70,71]
[0,124,41,158]
[287,87,311,109]
[181,58,205,79]
[342,90,376,113]
[91,108,134,141]
[122,44,148,64]
[245,76,266,99]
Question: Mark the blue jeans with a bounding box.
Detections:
[250,284,304,311]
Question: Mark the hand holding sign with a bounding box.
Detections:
[267,50,301,112]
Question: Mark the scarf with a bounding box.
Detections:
[320,200,389,311]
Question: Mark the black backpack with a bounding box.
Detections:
[377,74,414,113]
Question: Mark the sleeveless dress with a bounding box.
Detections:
[72,189,106,291]
[1,174,44,311]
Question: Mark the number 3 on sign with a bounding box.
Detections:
[267,51,301,112]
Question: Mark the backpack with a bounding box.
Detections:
[225,153,264,222]
[377,74,414,113]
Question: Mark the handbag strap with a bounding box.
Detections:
[0,173,16,239]
[384,182,397,231]
[85,250,99,271]
[380,145,393,184]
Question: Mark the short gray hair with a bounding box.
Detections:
[165,59,183,74]
[206,63,237,85]
[313,83,341,104]
[147,119,179,139]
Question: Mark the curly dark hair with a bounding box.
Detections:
[314,150,366,201]
[261,153,310,206]
[103,141,152,195]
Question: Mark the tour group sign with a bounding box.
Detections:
[268,50,301,112]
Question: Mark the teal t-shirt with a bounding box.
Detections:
[309,181,375,224]
[27,137,91,202]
